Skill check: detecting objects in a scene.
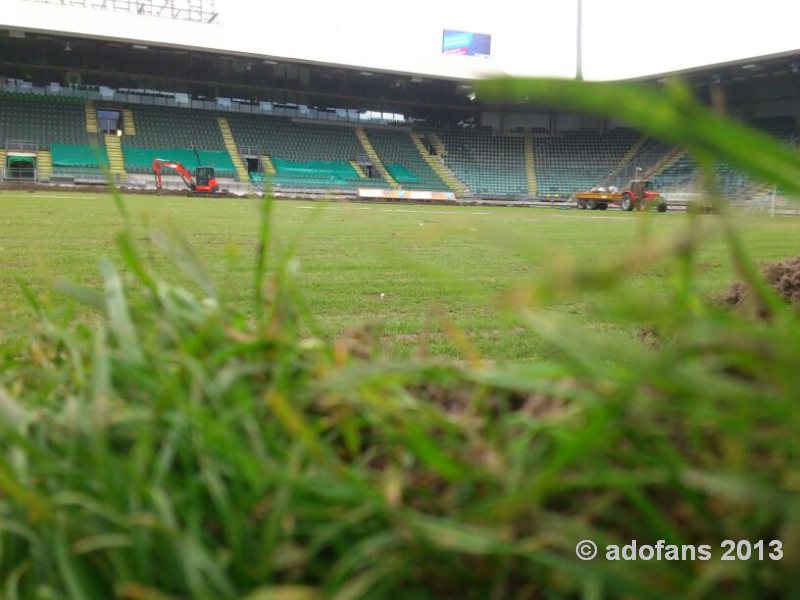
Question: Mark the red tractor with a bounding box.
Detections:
[574,179,667,212]
[152,159,220,196]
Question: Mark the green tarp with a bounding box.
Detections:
[51,144,109,167]
[196,150,235,172]
[272,158,357,181]
[123,147,235,173]
[123,147,199,170]
[386,163,420,183]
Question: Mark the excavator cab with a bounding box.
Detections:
[195,167,216,188]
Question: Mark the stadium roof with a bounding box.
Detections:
[1,27,798,125]
[3,0,799,81]
[1,0,799,122]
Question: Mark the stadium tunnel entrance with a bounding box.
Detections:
[6,154,36,181]
[97,109,121,134]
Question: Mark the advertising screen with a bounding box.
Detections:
[442,30,491,57]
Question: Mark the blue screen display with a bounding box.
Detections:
[442,30,491,57]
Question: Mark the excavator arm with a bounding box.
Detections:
[152,158,196,193]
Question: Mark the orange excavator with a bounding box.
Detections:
[152,159,220,196]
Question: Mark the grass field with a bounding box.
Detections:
[1,190,798,358]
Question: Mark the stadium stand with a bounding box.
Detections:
[0,92,109,180]
[124,105,225,149]
[532,128,640,197]
[408,132,470,195]
[227,114,390,189]
[118,105,237,178]
[2,86,797,200]
[434,127,527,196]
[50,143,109,180]
[0,92,88,146]
[653,151,696,190]
[626,138,674,177]
[121,147,235,176]
[271,158,361,188]
[355,127,396,188]
[654,117,798,194]
[364,128,449,191]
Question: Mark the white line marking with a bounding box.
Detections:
[9,194,93,200]
[296,205,372,210]
[8,196,634,222]
[541,214,633,221]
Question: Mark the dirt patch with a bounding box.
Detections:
[718,256,800,314]
[762,256,800,305]
[636,325,661,349]
[639,256,800,344]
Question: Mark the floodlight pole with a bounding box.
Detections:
[576,0,583,81]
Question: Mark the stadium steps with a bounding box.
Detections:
[216,117,248,181]
[349,160,367,179]
[607,134,648,180]
[36,150,52,182]
[262,154,276,175]
[85,102,99,134]
[647,147,686,179]
[104,134,127,180]
[409,131,469,195]
[523,130,538,196]
[428,131,447,157]
[355,127,397,188]
[740,179,775,201]
[122,109,137,136]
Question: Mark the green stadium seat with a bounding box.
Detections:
[0,95,88,147]
[365,129,448,191]
[435,127,527,196]
[125,105,225,150]
[227,113,388,190]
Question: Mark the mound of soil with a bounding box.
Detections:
[763,256,800,305]
[719,256,800,315]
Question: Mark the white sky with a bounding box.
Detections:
[3,0,800,80]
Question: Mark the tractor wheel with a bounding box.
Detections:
[620,194,634,211]
[598,203,608,210]
[586,200,597,210]
[576,198,586,210]
[657,202,668,213]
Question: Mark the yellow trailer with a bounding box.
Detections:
[574,180,667,212]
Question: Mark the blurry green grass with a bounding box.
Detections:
[1,73,800,599]
[1,192,797,359]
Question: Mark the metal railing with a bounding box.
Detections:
[3,166,37,182]
[5,140,40,152]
